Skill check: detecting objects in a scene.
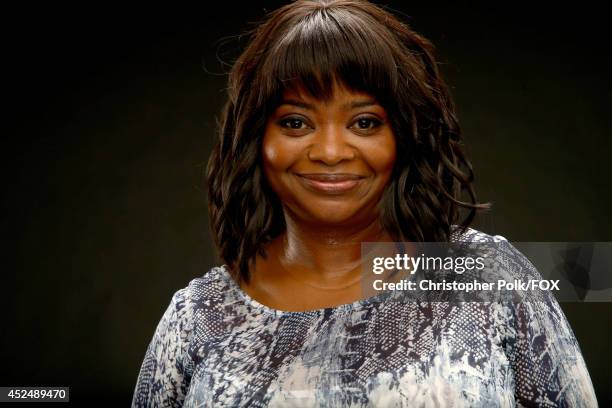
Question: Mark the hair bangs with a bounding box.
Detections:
[258,7,400,107]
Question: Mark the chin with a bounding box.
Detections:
[301,206,370,227]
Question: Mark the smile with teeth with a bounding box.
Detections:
[296,173,366,194]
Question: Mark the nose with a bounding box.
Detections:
[307,125,356,165]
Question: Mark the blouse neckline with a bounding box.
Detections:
[217,264,393,317]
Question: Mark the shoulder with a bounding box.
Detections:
[451,227,538,279]
[450,226,509,244]
[182,265,235,305]
[178,265,257,345]
[156,266,234,334]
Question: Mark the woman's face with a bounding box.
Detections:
[262,82,396,227]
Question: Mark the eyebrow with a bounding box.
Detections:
[279,98,379,110]
[280,99,314,110]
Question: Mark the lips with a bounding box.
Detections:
[296,173,366,194]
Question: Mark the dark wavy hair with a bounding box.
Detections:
[207,0,490,283]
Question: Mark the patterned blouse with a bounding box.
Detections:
[132,229,598,407]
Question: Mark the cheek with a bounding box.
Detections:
[262,131,291,171]
[363,135,396,174]
[262,142,279,170]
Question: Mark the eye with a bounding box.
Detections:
[350,116,383,133]
[279,117,308,130]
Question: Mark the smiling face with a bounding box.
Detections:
[262,82,397,228]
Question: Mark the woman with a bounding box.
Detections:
[132,1,597,406]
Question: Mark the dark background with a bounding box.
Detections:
[2,1,611,406]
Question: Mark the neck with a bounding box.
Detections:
[273,211,393,284]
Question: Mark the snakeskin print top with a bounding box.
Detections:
[132,229,598,407]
